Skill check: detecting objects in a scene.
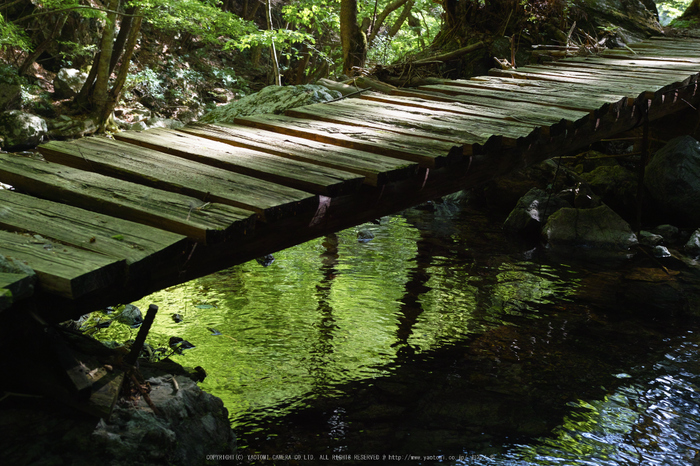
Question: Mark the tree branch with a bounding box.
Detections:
[13,5,143,23]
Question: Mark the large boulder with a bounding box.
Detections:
[644,136,700,227]
[200,84,342,124]
[53,68,89,99]
[580,163,638,222]
[542,204,638,251]
[504,188,572,238]
[0,110,48,150]
[574,0,663,46]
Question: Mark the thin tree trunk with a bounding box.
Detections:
[340,0,366,76]
[108,5,137,76]
[92,0,119,112]
[366,0,412,45]
[266,0,281,85]
[388,0,415,38]
[98,7,142,131]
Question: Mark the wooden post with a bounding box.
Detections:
[124,304,158,366]
[635,99,650,234]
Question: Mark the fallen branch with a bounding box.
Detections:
[412,41,486,65]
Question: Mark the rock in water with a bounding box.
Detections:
[542,204,638,253]
[645,136,700,227]
[117,304,143,328]
[200,84,342,124]
[504,188,571,238]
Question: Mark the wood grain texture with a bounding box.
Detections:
[38,137,317,222]
[0,153,256,244]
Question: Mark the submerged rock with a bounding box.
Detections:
[117,304,143,328]
[200,84,342,124]
[0,110,47,150]
[645,136,700,227]
[542,204,638,253]
[504,188,571,238]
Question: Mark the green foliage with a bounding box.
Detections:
[0,64,26,85]
[55,40,98,67]
[129,0,256,45]
[0,14,31,51]
[657,0,693,26]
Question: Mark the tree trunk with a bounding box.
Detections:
[388,0,415,38]
[340,0,366,76]
[682,0,700,17]
[97,7,142,131]
[366,0,412,45]
[266,0,281,85]
[92,0,119,113]
[108,5,137,76]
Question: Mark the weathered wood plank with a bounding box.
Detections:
[0,153,255,244]
[114,128,365,196]
[549,56,700,74]
[488,67,668,97]
[408,84,618,116]
[523,63,698,86]
[599,49,700,63]
[0,272,35,311]
[0,190,188,281]
[287,98,542,143]
[361,91,589,130]
[179,123,417,187]
[38,137,317,222]
[0,229,124,299]
[235,114,464,168]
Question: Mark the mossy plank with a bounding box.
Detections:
[0,190,188,280]
[0,229,124,299]
[487,68,668,97]
[38,137,317,222]
[179,123,418,187]
[235,114,463,168]
[522,64,697,86]
[0,153,255,244]
[114,128,364,196]
[360,91,590,129]
[413,83,622,115]
[287,98,540,143]
[550,57,700,74]
[0,271,35,311]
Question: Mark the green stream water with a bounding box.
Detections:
[92,200,700,465]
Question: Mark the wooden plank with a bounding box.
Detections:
[599,49,700,63]
[0,153,255,244]
[235,114,464,168]
[0,229,124,299]
[522,63,697,86]
[179,123,417,187]
[38,137,317,222]
[488,67,668,97]
[287,98,542,143]
[0,272,35,311]
[407,84,617,116]
[0,190,188,281]
[549,56,700,73]
[360,91,590,130]
[114,128,365,196]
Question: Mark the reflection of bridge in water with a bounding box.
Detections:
[2,36,700,323]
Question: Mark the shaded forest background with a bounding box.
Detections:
[0,0,698,132]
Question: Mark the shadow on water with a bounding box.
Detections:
[94,196,700,465]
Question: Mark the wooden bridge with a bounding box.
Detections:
[2,36,700,324]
